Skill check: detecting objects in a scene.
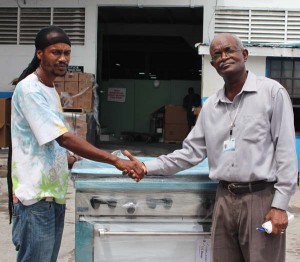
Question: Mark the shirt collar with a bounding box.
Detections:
[214,71,258,105]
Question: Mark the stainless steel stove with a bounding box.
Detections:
[71,157,217,262]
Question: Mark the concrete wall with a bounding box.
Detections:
[0,0,97,91]
[218,0,300,9]
[1,0,299,97]
[0,0,211,91]
[199,0,300,98]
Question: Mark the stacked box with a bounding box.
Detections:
[64,81,79,108]
[78,73,94,110]
[193,106,202,116]
[0,98,11,147]
[54,72,95,111]
[164,105,189,142]
[63,112,87,141]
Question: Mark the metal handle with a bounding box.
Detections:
[98,229,210,237]
[90,197,117,209]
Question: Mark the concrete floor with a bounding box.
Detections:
[1,142,300,261]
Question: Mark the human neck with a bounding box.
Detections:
[35,67,55,87]
[224,71,248,101]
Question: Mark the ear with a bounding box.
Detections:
[36,49,43,60]
[242,49,249,61]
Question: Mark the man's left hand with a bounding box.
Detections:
[265,208,288,235]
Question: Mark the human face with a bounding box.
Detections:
[37,43,71,77]
[210,34,248,78]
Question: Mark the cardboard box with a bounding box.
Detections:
[0,98,11,147]
[79,81,94,92]
[164,123,189,142]
[65,72,79,82]
[78,73,95,82]
[164,105,187,124]
[63,113,87,140]
[54,76,65,82]
[193,106,202,116]
[63,82,78,108]
[77,96,92,110]
[65,81,79,93]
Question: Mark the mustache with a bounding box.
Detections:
[55,62,68,67]
[219,61,231,69]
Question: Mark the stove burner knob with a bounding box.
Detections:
[127,206,135,214]
[124,202,136,214]
[201,199,212,210]
[162,198,173,209]
[90,197,117,210]
[146,198,156,209]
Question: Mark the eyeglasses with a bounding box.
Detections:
[211,48,242,62]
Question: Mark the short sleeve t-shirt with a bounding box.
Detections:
[11,73,69,205]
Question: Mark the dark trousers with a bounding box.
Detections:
[187,113,196,131]
[211,183,285,262]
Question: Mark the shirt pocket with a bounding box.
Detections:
[241,114,269,143]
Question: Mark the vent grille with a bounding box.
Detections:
[0,8,18,44]
[53,8,85,45]
[287,11,300,42]
[0,7,85,45]
[20,8,51,45]
[215,9,300,44]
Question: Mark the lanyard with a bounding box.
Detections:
[225,92,244,138]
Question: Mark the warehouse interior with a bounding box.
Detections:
[96,6,204,142]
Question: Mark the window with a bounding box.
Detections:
[266,57,300,131]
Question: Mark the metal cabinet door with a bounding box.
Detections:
[93,222,211,262]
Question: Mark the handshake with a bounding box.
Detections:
[113,150,147,182]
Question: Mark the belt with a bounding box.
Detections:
[13,195,54,204]
[220,180,273,195]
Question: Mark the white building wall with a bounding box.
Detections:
[0,0,211,91]
[0,0,95,91]
[199,0,300,99]
[1,0,299,95]
[217,0,300,9]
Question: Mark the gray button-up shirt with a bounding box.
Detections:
[145,71,298,210]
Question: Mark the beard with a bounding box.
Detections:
[42,61,69,77]
[52,63,68,77]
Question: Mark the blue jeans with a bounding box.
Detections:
[12,200,66,262]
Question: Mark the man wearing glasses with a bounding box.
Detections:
[126,33,298,261]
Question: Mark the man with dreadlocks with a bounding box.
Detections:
[10,25,143,262]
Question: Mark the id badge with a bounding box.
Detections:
[223,138,235,151]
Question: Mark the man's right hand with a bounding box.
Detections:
[122,150,147,182]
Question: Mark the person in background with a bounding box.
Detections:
[10,25,143,262]
[182,87,201,131]
[125,33,298,262]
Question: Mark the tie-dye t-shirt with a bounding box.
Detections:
[11,73,69,206]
